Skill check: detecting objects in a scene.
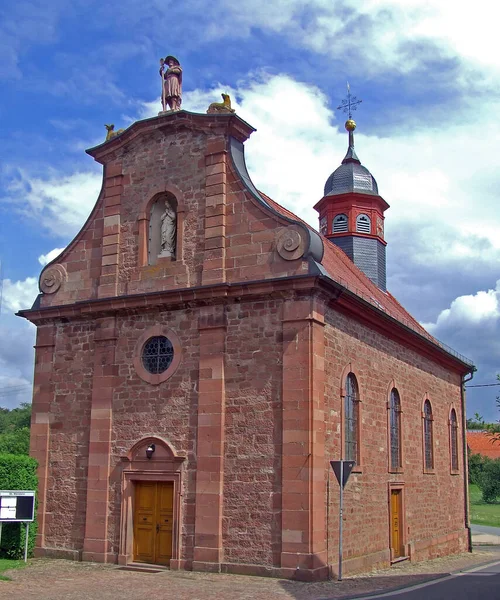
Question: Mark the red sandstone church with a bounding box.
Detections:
[19,96,475,580]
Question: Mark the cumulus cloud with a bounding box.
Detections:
[38,247,65,266]
[2,277,39,314]
[421,282,500,421]
[3,170,101,238]
[141,72,500,258]
[0,315,35,409]
[112,0,500,83]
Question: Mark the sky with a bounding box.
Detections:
[1,0,500,420]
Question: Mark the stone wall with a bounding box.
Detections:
[323,304,467,574]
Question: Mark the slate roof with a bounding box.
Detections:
[467,431,500,459]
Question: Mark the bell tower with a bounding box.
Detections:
[314,86,389,291]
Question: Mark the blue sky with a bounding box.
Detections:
[1,0,500,420]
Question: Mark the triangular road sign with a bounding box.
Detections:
[330,460,356,488]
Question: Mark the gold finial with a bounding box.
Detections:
[345,119,356,131]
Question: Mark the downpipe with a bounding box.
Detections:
[462,368,476,552]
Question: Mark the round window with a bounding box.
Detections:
[142,336,174,374]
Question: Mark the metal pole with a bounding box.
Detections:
[338,460,344,581]
[24,522,29,563]
[0,522,2,549]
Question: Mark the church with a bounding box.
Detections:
[19,72,475,580]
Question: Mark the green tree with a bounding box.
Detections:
[478,459,500,503]
[468,452,489,485]
[0,428,30,455]
[0,403,31,455]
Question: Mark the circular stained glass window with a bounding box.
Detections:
[142,336,174,374]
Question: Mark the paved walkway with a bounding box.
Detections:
[1,548,499,600]
[471,524,500,545]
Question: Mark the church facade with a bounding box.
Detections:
[19,106,474,580]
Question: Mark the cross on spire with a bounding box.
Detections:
[336,82,362,120]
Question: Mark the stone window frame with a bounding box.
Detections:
[340,362,362,470]
[449,406,460,474]
[137,184,186,267]
[133,325,182,385]
[387,381,403,473]
[422,397,435,473]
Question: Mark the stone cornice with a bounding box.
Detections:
[86,111,256,164]
[18,273,474,376]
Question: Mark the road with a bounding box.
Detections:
[348,559,500,599]
[471,524,500,535]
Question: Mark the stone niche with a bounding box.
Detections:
[148,193,178,265]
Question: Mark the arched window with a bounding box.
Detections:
[450,409,459,471]
[356,214,371,234]
[333,213,348,233]
[423,400,434,471]
[389,389,402,470]
[344,373,359,462]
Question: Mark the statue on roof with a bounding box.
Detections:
[159,55,183,112]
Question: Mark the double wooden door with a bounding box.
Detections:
[390,489,403,559]
[133,481,174,565]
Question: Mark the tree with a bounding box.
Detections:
[0,403,31,456]
[485,392,500,442]
[468,452,488,485]
[466,413,486,430]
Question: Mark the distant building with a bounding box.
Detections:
[19,103,475,580]
[467,430,500,459]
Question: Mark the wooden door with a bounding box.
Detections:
[133,481,174,565]
[390,489,403,559]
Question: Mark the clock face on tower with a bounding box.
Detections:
[320,216,327,236]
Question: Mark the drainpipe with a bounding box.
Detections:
[462,367,476,552]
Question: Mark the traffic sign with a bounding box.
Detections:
[330,460,356,488]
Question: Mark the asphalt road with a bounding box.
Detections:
[471,524,500,535]
[349,559,500,600]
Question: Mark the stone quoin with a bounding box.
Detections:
[18,76,475,580]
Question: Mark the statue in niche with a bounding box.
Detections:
[159,55,182,112]
[159,200,176,257]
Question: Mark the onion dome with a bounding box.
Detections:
[323,119,378,196]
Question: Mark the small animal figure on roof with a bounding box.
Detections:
[105,124,125,141]
[207,93,236,114]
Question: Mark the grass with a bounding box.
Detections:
[0,558,26,581]
[469,483,500,528]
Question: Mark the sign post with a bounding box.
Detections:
[0,491,36,563]
[330,460,355,581]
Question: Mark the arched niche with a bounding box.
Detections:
[148,193,178,265]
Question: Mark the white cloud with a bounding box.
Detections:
[159,1,500,78]
[38,247,65,266]
[4,170,101,238]
[0,314,35,409]
[424,284,500,333]
[141,73,500,256]
[2,277,39,314]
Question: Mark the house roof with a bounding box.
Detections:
[467,430,500,459]
[260,191,473,369]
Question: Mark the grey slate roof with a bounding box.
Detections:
[323,144,378,197]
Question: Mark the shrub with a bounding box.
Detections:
[468,452,489,485]
[0,454,38,559]
[478,459,500,504]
